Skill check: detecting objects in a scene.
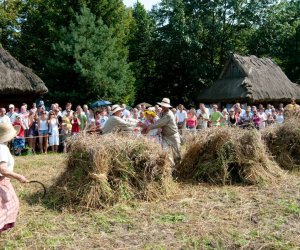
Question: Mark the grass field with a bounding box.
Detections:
[1,154,300,249]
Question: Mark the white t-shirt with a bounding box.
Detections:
[122,109,130,118]
[0,143,14,175]
[0,115,11,124]
[99,116,108,128]
[196,108,210,118]
[176,110,187,123]
[7,112,18,123]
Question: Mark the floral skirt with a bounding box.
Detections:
[0,177,19,233]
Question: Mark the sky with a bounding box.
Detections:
[123,0,161,10]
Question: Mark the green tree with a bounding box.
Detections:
[128,1,156,103]
[49,6,135,104]
[9,0,133,104]
[247,0,300,83]
[0,0,23,47]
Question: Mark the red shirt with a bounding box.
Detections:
[13,121,25,137]
[71,118,80,133]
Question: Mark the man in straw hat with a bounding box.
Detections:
[102,104,135,134]
[142,98,181,164]
[0,123,28,233]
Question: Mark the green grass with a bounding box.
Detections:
[0,154,300,249]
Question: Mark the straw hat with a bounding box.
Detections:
[0,123,21,143]
[111,104,124,114]
[157,98,172,108]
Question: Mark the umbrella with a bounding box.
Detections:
[138,102,152,107]
[90,100,111,109]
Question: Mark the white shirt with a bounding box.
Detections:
[7,112,18,123]
[0,115,11,124]
[176,110,187,123]
[0,143,14,176]
[196,108,210,118]
[122,109,130,118]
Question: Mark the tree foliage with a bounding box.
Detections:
[0,0,299,106]
[49,6,134,104]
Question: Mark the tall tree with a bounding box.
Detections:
[0,0,23,47]
[128,1,156,103]
[11,0,134,104]
[48,6,135,104]
[247,0,300,83]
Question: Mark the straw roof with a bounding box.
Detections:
[0,47,48,95]
[198,54,300,103]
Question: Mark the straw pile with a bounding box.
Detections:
[262,118,300,170]
[177,127,282,185]
[51,133,173,209]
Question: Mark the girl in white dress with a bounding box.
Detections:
[48,112,60,152]
[0,123,28,233]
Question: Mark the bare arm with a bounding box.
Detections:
[0,162,28,183]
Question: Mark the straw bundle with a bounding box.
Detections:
[262,119,300,170]
[177,127,282,185]
[52,133,173,209]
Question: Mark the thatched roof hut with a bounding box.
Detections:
[198,54,300,104]
[0,47,48,107]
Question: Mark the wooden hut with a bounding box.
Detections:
[198,54,300,105]
[0,47,48,108]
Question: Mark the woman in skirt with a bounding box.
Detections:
[0,123,28,233]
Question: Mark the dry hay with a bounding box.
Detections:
[50,133,173,209]
[177,127,282,185]
[262,118,300,170]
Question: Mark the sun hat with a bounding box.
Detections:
[111,104,124,114]
[157,98,172,108]
[0,123,21,143]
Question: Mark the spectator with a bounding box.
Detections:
[210,104,223,126]
[38,111,49,154]
[12,115,26,156]
[28,112,39,154]
[228,108,237,126]
[76,106,87,131]
[30,103,37,114]
[275,108,284,124]
[266,113,275,126]
[252,107,261,129]
[258,108,267,129]
[186,108,197,130]
[48,111,60,153]
[121,104,130,118]
[0,108,10,124]
[220,109,228,127]
[7,104,17,124]
[61,102,73,117]
[197,104,210,129]
[176,104,187,131]
[71,113,81,135]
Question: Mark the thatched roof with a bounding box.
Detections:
[0,47,48,95]
[198,54,300,103]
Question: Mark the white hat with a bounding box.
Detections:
[9,104,14,109]
[157,98,172,108]
[0,123,20,143]
[111,104,124,114]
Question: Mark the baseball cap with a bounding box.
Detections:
[9,104,14,109]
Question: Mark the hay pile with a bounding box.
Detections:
[52,133,173,209]
[262,119,300,170]
[177,127,282,185]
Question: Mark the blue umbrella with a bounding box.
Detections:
[90,100,111,108]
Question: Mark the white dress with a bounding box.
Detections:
[48,119,59,146]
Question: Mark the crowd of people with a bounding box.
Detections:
[0,97,299,234]
[0,98,297,156]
